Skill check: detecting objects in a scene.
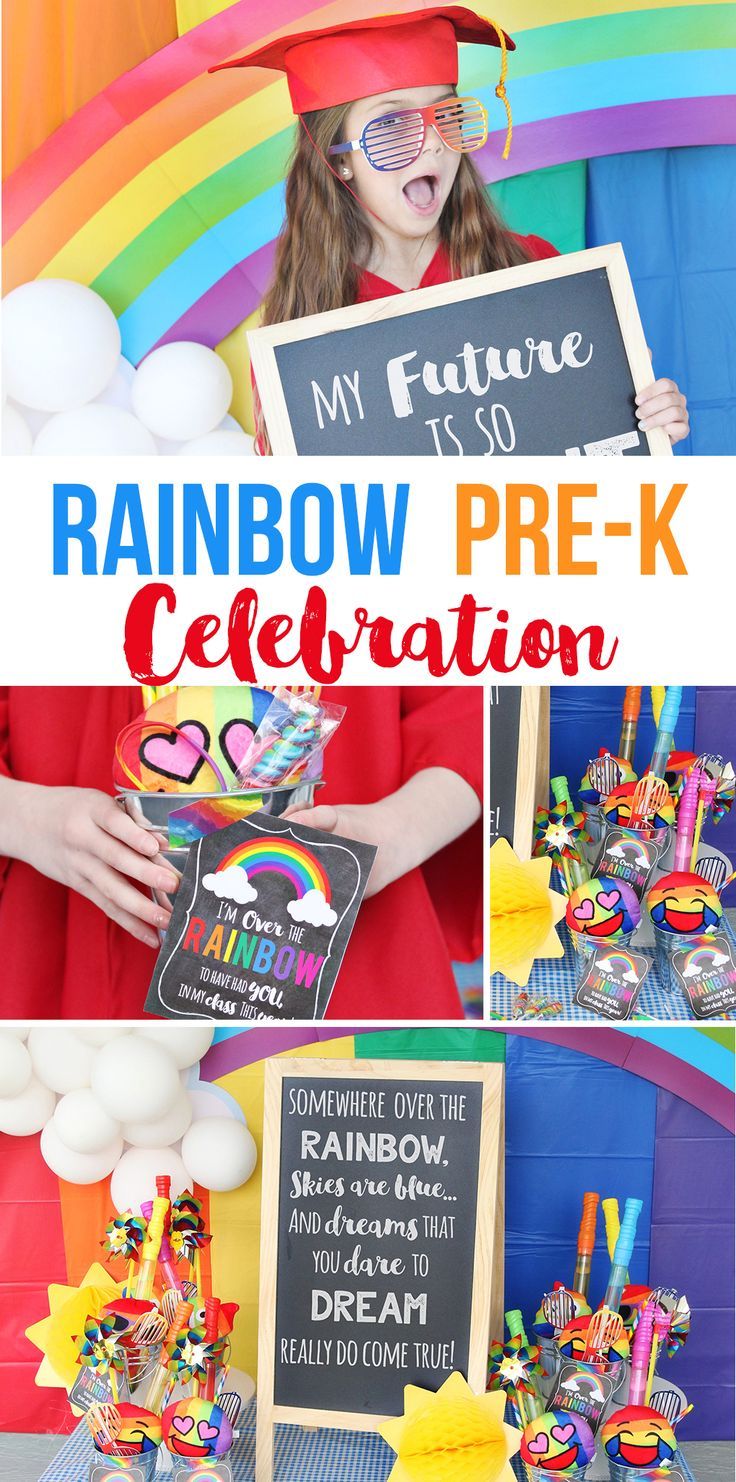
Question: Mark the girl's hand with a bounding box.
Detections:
[636,378,689,445]
[1,782,178,948]
[282,803,388,897]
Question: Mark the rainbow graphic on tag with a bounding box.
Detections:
[596,951,640,986]
[216,837,331,902]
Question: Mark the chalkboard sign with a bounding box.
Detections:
[249,244,671,457]
[255,1058,504,1481]
[489,687,549,859]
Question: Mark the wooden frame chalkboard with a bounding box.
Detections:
[249,243,671,457]
[255,1057,504,1482]
[490,687,550,859]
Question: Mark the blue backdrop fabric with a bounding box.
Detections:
[586,145,736,454]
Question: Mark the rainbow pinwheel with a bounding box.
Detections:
[664,1296,691,1357]
[712,765,735,824]
[487,1335,544,1396]
[170,1194,212,1260]
[75,1315,125,1377]
[101,1211,147,1262]
[533,802,590,861]
[165,1325,226,1384]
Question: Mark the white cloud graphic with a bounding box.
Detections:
[287,888,338,928]
[597,957,615,975]
[202,866,258,904]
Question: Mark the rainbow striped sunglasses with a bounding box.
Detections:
[328,96,488,172]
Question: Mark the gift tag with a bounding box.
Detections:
[146,811,376,1022]
[575,946,650,1020]
[593,827,666,900]
[91,1469,150,1482]
[69,1366,114,1413]
[671,935,736,1018]
[172,1467,232,1482]
[547,1360,615,1435]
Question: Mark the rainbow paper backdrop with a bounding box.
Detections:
[4,0,735,380]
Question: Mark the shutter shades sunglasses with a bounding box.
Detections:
[328,96,488,172]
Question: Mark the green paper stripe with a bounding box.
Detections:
[355,1029,506,1063]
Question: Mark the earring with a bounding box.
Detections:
[341,167,350,178]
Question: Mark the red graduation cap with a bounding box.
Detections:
[209,6,514,115]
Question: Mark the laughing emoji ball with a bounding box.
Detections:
[601,1406,676,1469]
[566,879,641,941]
[556,1316,629,1366]
[520,1409,595,1473]
[602,783,675,829]
[109,1404,162,1455]
[163,1397,233,1460]
[646,871,722,936]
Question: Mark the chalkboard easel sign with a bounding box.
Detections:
[489,687,550,860]
[255,1057,504,1481]
[249,243,671,457]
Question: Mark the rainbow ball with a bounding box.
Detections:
[556,1315,629,1365]
[101,1404,162,1455]
[602,782,675,829]
[162,1397,233,1460]
[601,1406,676,1469]
[520,1409,596,1473]
[566,878,641,940]
[646,871,722,936]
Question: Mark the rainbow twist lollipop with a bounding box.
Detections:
[166,1326,226,1385]
[102,1211,147,1262]
[533,802,591,861]
[76,1316,126,1377]
[487,1335,544,1395]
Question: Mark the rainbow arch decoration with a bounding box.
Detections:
[216,835,331,900]
[4,1,735,373]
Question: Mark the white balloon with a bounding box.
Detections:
[181,1117,257,1192]
[0,1075,56,1135]
[132,342,232,441]
[2,403,32,454]
[40,1119,123,1185]
[91,1034,181,1123]
[94,355,136,410]
[123,1090,193,1148]
[155,435,185,455]
[75,1026,130,1047]
[28,1027,96,1093]
[0,1024,30,1041]
[136,1024,214,1069]
[33,404,157,455]
[110,1146,191,1215]
[3,279,121,411]
[8,399,51,439]
[189,1086,243,1124]
[0,1032,32,1096]
[53,1088,121,1154]
[180,429,254,456]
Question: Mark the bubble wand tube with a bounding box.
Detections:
[573,1192,599,1301]
[201,1296,221,1401]
[648,687,683,779]
[602,1199,630,1289]
[674,767,702,872]
[551,777,573,809]
[603,1198,643,1313]
[628,1300,656,1405]
[619,688,642,767]
[506,1309,529,1345]
[690,775,717,870]
[134,1198,168,1302]
[504,1309,544,1418]
[645,1307,672,1404]
[142,1299,193,1413]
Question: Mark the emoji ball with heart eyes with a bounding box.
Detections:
[565,879,641,941]
[646,871,722,936]
[520,1409,596,1473]
[601,1406,676,1469]
[162,1397,233,1459]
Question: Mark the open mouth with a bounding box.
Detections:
[171,1439,212,1458]
[402,174,440,214]
[619,1441,660,1467]
[545,1444,580,1470]
[587,911,625,937]
[665,906,702,931]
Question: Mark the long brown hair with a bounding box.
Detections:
[255,97,532,448]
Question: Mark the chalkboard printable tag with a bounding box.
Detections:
[548,1360,615,1435]
[145,812,376,1022]
[593,827,666,900]
[255,1058,503,1482]
[68,1366,114,1413]
[249,244,671,458]
[91,1467,148,1482]
[173,1468,233,1482]
[575,946,650,1020]
[671,935,736,1018]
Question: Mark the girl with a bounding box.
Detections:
[211,5,689,450]
[0,686,481,1019]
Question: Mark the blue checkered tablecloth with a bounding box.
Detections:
[490,912,736,1022]
[38,1402,696,1481]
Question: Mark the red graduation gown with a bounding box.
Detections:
[0,687,482,1020]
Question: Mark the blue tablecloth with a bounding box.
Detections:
[38,1401,696,1481]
